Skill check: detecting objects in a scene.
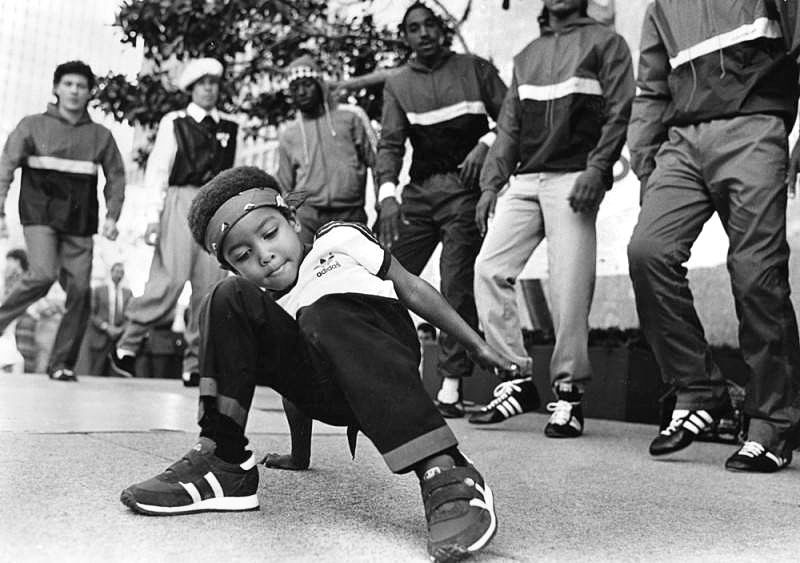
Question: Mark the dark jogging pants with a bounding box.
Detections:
[388,172,481,380]
[628,114,800,455]
[197,276,457,473]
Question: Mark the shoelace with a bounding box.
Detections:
[546,400,573,425]
[482,377,530,411]
[737,441,765,458]
[661,414,685,436]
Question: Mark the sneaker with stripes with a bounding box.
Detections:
[649,409,716,456]
[468,377,540,425]
[725,441,791,473]
[120,437,259,515]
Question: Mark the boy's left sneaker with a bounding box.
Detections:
[724,441,791,473]
[421,463,497,562]
[120,438,259,515]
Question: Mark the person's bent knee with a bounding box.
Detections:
[209,276,264,311]
[627,235,671,277]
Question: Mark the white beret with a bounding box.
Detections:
[177,58,223,91]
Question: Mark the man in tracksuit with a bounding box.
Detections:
[469,0,634,437]
[0,60,126,382]
[277,55,377,244]
[627,0,800,472]
[375,2,508,417]
[109,58,237,385]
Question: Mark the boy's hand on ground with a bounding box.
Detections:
[475,191,497,237]
[260,453,310,471]
[568,168,605,213]
[377,197,405,249]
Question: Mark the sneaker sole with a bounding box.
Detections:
[429,484,497,563]
[120,489,259,515]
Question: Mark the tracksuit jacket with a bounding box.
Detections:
[375,51,507,188]
[0,104,125,236]
[481,17,634,193]
[628,0,799,183]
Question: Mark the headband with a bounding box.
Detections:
[205,187,290,264]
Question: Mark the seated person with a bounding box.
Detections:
[120,167,515,561]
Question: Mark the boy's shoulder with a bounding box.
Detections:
[314,220,379,246]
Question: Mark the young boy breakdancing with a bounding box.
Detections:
[120,166,516,561]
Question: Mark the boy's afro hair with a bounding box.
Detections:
[188,166,282,249]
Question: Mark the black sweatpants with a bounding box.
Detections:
[197,276,457,473]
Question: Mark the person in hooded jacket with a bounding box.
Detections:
[627,0,800,473]
[277,55,377,245]
[469,0,633,438]
[375,2,508,418]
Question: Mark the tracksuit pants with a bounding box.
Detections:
[196,276,458,473]
[0,225,92,373]
[627,114,800,455]
[389,172,481,380]
[474,172,597,387]
[119,186,227,374]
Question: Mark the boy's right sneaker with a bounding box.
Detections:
[120,437,259,515]
[108,350,136,378]
[421,463,497,562]
[649,408,719,456]
[468,377,540,424]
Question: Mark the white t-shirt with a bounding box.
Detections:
[277,222,397,318]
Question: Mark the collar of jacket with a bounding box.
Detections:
[408,49,454,73]
[45,103,93,125]
[539,16,596,36]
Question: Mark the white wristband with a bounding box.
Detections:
[377,182,398,203]
[479,131,496,147]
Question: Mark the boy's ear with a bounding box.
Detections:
[290,215,302,233]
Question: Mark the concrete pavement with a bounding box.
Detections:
[2,373,799,562]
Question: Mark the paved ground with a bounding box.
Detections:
[2,373,799,562]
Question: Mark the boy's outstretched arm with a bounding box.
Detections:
[386,256,516,373]
[262,397,311,471]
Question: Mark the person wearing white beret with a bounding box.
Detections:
[109,57,238,386]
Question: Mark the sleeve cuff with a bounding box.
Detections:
[377,182,398,203]
[479,131,496,147]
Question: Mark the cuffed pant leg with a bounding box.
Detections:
[474,176,545,374]
[539,172,597,388]
[298,294,457,473]
[0,226,59,333]
[705,115,800,454]
[48,234,93,371]
[627,125,727,410]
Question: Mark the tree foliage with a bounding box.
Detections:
[94,0,416,141]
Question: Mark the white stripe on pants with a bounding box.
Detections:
[474,171,597,386]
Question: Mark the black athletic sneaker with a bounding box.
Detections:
[469,377,540,424]
[725,441,791,473]
[436,401,464,419]
[421,463,497,562]
[544,384,583,438]
[49,368,78,382]
[108,351,136,378]
[120,438,259,515]
[649,408,718,456]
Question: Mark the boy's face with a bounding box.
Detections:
[289,77,323,114]
[53,73,91,112]
[222,207,304,291]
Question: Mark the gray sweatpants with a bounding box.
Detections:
[0,225,92,373]
[119,186,227,374]
[627,114,800,455]
[474,171,598,388]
